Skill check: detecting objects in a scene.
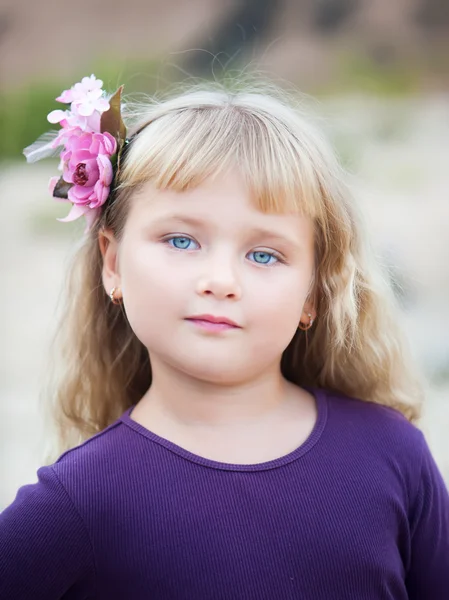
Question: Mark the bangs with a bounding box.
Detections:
[118,93,330,220]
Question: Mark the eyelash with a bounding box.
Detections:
[162,235,285,266]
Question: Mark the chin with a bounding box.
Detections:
[172,359,250,386]
[152,345,272,385]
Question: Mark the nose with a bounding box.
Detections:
[195,251,242,300]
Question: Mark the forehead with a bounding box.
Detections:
[127,170,314,242]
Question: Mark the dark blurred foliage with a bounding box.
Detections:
[186,0,359,72]
[0,9,13,44]
[186,0,280,74]
[313,0,356,33]
[415,0,449,28]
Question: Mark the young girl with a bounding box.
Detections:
[1,74,448,599]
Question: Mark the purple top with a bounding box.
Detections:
[1,388,449,599]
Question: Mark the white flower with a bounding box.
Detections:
[55,74,110,117]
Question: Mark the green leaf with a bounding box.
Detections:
[100,85,126,143]
[53,177,73,199]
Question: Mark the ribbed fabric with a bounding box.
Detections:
[1,388,448,599]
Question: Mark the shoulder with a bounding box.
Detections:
[321,387,426,467]
[51,415,131,487]
[323,388,422,438]
[30,415,138,530]
[0,421,129,528]
[318,388,435,510]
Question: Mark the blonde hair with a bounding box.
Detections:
[45,80,424,458]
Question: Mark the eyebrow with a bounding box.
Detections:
[151,215,206,228]
[247,227,302,249]
[151,215,302,249]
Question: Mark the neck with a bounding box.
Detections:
[138,356,290,428]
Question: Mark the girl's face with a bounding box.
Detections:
[102,170,316,384]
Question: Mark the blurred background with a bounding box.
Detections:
[1,0,448,509]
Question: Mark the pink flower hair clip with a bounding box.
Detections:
[24,75,128,231]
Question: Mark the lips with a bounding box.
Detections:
[185,314,240,328]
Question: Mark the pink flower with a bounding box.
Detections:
[58,131,117,227]
[51,125,82,150]
[24,74,127,232]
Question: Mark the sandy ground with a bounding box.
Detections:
[1,95,448,509]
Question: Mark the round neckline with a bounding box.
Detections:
[120,387,328,472]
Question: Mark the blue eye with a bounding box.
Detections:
[248,250,278,265]
[167,236,198,250]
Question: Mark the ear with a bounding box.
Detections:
[98,228,121,295]
[299,274,318,327]
[299,301,317,328]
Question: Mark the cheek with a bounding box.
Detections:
[247,270,309,322]
[118,243,184,340]
[120,241,177,296]
[243,270,310,356]
[235,273,306,372]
